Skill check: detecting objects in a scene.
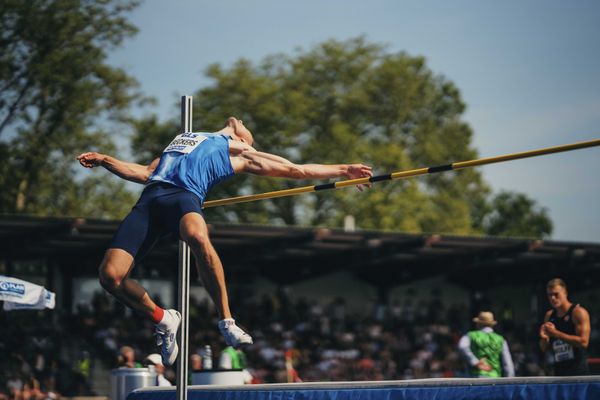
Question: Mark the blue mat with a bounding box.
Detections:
[128,376,600,400]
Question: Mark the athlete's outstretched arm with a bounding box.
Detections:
[77,152,160,184]
[231,149,373,189]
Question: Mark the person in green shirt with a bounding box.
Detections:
[458,311,515,377]
[219,346,246,369]
[219,346,254,383]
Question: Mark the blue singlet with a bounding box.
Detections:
[109,132,235,261]
[148,132,235,202]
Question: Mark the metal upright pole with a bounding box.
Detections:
[177,95,192,400]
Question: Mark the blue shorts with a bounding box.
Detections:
[109,182,203,262]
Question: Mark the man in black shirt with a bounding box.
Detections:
[539,278,591,375]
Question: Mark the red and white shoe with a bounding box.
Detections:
[155,309,181,365]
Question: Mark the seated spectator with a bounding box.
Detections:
[190,354,202,372]
[117,346,142,368]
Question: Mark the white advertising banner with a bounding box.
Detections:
[0,275,56,311]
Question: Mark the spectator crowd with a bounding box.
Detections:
[1,286,598,398]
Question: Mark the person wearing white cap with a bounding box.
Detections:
[458,311,515,377]
[145,353,172,387]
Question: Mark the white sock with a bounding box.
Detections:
[219,318,235,328]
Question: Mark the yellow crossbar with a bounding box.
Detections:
[202,138,600,209]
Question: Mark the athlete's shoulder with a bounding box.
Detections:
[228,139,255,155]
[572,304,590,322]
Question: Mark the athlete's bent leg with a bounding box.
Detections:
[99,248,181,365]
[99,248,159,317]
[180,212,252,347]
[179,212,231,319]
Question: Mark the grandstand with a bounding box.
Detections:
[1,215,598,396]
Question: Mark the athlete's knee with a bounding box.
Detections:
[98,249,134,293]
[184,229,212,252]
[99,261,127,292]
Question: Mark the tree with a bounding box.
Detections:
[0,0,141,217]
[133,38,491,233]
[133,37,552,237]
[483,191,552,238]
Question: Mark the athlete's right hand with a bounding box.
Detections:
[77,152,105,168]
[346,164,373,192]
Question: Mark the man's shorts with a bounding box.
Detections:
[109,182,203,262]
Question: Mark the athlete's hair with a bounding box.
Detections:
[547,278,567,290]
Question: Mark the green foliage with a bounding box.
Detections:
[131,114,178,164]
[483,191,553,238]
[0,0,142,218]
[0,4,552,237]
[133,37,501,233]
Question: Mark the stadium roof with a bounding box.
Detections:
[1,215,599,290]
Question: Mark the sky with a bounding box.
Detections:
[109,0,600,242]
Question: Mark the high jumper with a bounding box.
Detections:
[77,117,373,365]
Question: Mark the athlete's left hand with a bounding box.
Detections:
[346,164,373,192]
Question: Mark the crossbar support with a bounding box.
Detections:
[176,95,193,400]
